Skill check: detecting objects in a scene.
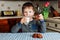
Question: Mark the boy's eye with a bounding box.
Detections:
[29,11,31,13]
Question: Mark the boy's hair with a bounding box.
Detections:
[22,2,34,13]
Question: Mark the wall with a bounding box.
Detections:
[0,1,59,14]
[0,1,27,13]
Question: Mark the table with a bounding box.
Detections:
[0,32,60,40]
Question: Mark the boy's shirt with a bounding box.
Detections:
[11,19,46,33]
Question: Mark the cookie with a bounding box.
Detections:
[37,34,43,38]
[32,33,37,38]
[32,33,43,38]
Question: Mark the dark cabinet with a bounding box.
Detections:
[0,18,21,33]
[0,19,10,32]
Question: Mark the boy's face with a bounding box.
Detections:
[23,6,35,17]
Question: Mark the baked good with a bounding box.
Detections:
[32,33,37,38]
[37,34,43,38]
[32,33,43,38]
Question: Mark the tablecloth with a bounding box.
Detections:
[0,32,60,40]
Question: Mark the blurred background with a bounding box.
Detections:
[0,0,60,33]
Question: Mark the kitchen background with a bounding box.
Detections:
[0,0,60,33]
[0,1,58,15]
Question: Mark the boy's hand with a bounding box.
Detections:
[35,14,44,20]
[39,14,44,20]
[21,17,26,24]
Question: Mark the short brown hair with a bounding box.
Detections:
[22,2,34,13]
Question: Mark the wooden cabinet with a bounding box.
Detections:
[0,17,21,33]
[8,18,21,32]
[46,18,60,32]
[0,19,10,32]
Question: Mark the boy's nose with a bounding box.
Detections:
[27,13,29,16]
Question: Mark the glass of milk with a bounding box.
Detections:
[24,12,31,25]
[24,17,30,25]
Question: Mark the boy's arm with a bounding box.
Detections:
[39,19,46,33]
[35,14,46,33]
[11,22,22,33]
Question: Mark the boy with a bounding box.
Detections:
[11,2,46,33]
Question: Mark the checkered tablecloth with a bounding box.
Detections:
[0,32,60,40]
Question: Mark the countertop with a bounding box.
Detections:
[0,16,22,19]
[46,17,60,24]
[0,16,60,24]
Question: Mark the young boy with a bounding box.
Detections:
[11,2,46,33]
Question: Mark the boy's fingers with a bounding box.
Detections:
[21,17,27,24]
[20,18,23,24]
[21,18,25,24]
[39,14,44,20]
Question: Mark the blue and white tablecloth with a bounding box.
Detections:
[0,32,60,40]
